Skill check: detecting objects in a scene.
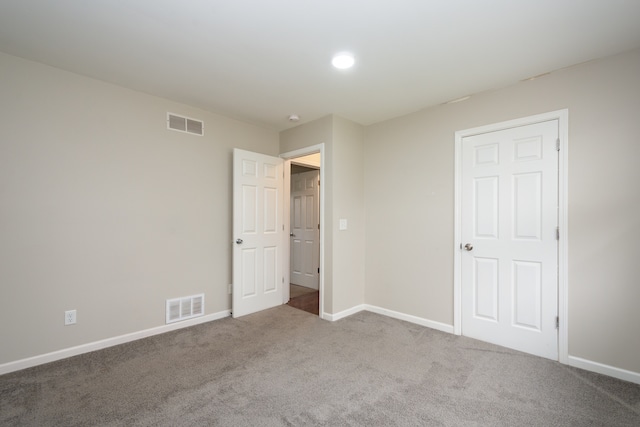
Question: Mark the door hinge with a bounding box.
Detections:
[556,227,560,240]
[556,316,559,329]
[318,268,320,273]
[556,138,560,151]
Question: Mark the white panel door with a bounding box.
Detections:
[290,170,320,289]
[461,120,558,359]
[233,149,284,318]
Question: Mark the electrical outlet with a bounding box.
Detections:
[65,310,77,326]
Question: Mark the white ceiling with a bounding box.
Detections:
[1,1,640,131]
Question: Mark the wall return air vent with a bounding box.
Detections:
[166,293,205,324]
[167,112,204,136]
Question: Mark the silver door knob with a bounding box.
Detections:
[235,238,243,244]
[290,233,295,237]
[464,243,473,251]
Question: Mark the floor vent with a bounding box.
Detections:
[167,112,204,136]
[166,293,205,324]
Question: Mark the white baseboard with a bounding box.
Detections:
[5,306,638,387]
[567,355,640,385]
[323,304,366,321]
[364,304,455,334]
[323,303,455,335]
[0,310,231,376]
[325,305,640,385]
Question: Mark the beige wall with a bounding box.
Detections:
[3,45,639,379]
[280,116,335,312]
[0,52,279,364]
[364,49,640,373]
[331,117,366,313]
[280,115,366,315]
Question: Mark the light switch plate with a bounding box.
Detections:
[339,219,348,230]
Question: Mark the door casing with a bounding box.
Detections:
[281,143,325,319]
[453,110,568,363]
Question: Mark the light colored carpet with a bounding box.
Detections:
[1,305,640,426]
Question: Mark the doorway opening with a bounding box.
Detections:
[288,160,320,315]
[281,144,325,318]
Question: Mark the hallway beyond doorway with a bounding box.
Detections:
[288,284,319,315]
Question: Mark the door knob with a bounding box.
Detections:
[235,238,243,244]
[464,243,473,251]
[290,233,295,237]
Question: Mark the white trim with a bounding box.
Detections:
[280,143,326,320]
[324,304,365,321]
[453,110,569,365]
[453,130,462,334]
[323,303,454,334]
[333,301,640,385]
[364,305,455,334]
[282,160,292,304]
[0,310,230,376]
[557,110,569,364]
[568,356,640,385]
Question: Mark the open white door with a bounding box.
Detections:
[232,149,284,318]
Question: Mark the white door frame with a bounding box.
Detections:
[281,143,325,319]
[453,110,569,363]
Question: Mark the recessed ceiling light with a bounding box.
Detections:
[332,52,355,69]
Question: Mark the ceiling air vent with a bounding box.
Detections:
[167,112,204,136]
[166,293,205,324]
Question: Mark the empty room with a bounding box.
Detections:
[1,1,640,425]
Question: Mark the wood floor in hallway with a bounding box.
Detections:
[287,284,319,315]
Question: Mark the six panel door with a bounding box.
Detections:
[461,120,559,360]
[232,149,284,318]
[290,170,320,289]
